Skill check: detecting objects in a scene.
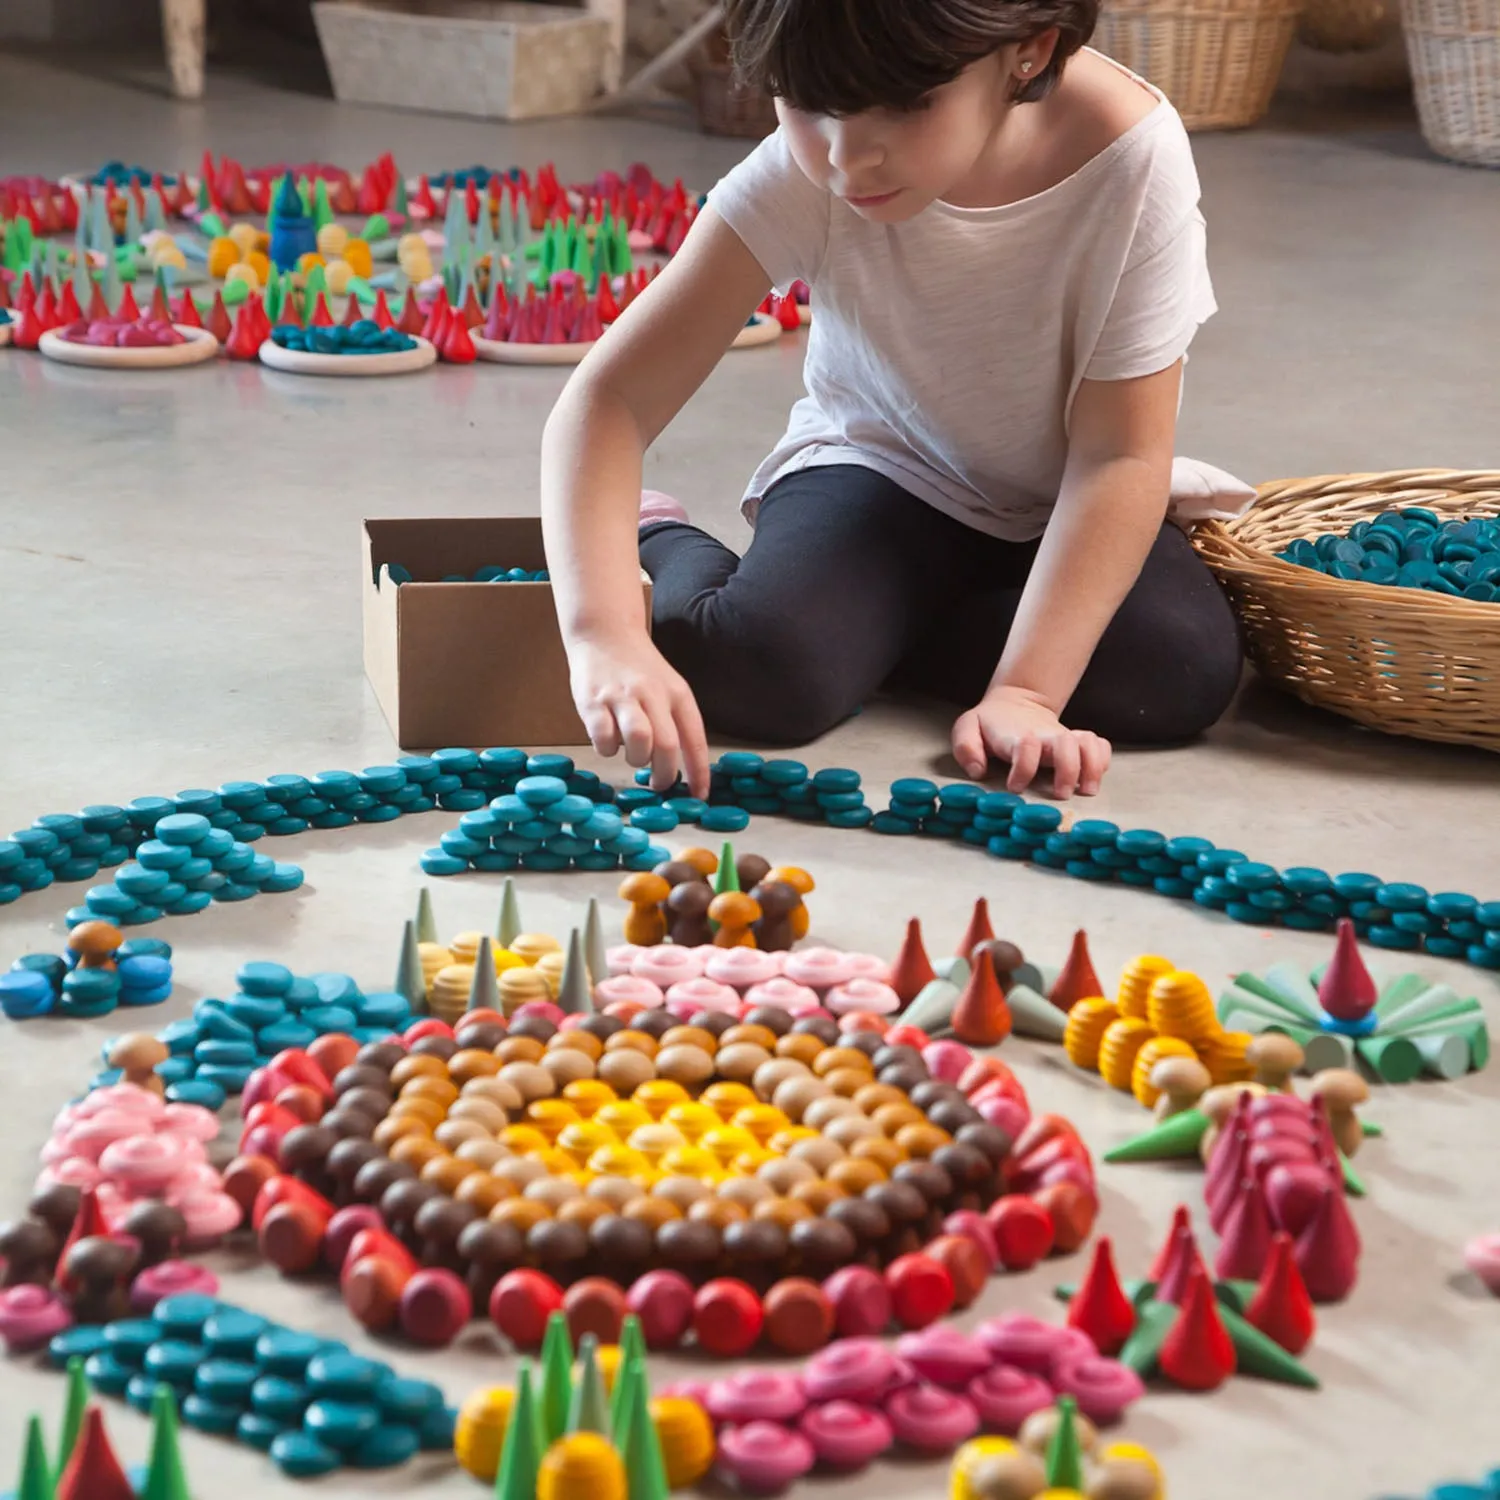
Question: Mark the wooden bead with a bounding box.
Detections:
[391,1053,447,1089]
[490,1198,553,1235]
[496,1036,546,1065]
[448,1049,502,1085]
[775,1033,825,1066]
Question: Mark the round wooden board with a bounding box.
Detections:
[37,324,218,369]
[256,335,438,377]
[472,312,781,368]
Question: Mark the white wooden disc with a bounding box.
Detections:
[471,334,593,367]
[256,335,438,376]
[38,324,219,369]
[732,312,783,349]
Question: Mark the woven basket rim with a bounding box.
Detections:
[1197,468,1500,620]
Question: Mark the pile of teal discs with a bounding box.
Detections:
[387,564,550,585]
[270,321,417,356]
[1277,508,1500,601]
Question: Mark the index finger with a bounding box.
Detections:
[673,687,713,800]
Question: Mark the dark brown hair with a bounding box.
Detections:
[725,0,1098,113]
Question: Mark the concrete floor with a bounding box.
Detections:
[2,40,1499,1500]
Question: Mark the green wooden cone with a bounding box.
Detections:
[901,978,960,1035]
[1004,982,1070,1042]
[1219,983,1317,1029]
[583,897,607,986]
[496,877,522,949]
[1043,1396,1086,1491]
[1352,1033,1421,1083]
[619,1311,646,1372]
[1303,1031,1355,1073]
[1462,1019,1489,1071]
[539,1311,574,1446]
[362,212,391,242]
[1214,1279,1260,1315]
[468,936,498,1014]
[713,842,739,896]
[1378,984,1470,1033]
[54,1356,88,1482]
[557,928,593,1016]
[1054,1277,1152,1306]
[395,919,427,1013]
[415,886,439,945]
[1374,972,1430,1017]
[1362,1119,1384,1138]
[567,1336,611,1435]
[1338,1149,1367,1198]
[1218,1301,1320,1388]
[494,1365,542,1500]
[1103,1108,1208,1164]
[617,1360,670,1500]
[18,1415,55,1500]
[1116,1298,1178,1377]
[141,1385,192,1500]
[932,955,970,987]
[1239,968,1322,1024]
[393,174,409,216]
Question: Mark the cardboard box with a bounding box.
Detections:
[362,516,651,750]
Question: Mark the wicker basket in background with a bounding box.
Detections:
[1194,470,1500,753]
[1401,0,1500,166]
[1092,0,1305,128]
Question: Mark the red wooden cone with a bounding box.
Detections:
[413,175,437,218]
[174,291,202,327]
[60,188,79,231]
[38,192,63,234]
[574,297,603,343]
[954,897,996,959]
[596,275,620,323]
[951,947,1012,1047]
[35,280,57,326]
[1155,1221,1209,1307]
[331,177,357,215]
[1048,929,1103,1012]
[465,179,480,224]
[441,311,476,363]
[1149,1205,1193,1281]
[341,293,364,327]
[56,1408,136,1500]
[148,283,172,324]
[1246,1232,1316,1354]
[1205,1120,1251,1232]
[56,1187,111,1292]
[774,290,801,331]
[224,302,263,360]
[1293,1185,1360,1303]
[1065,1235,1136,1355]
[482,284,508,341]
[309,291,334,327]
[540,294,569,344]
[279,287,303,328]
[372,288,395,330]
[56,282,82,323]
[357,170,384,215]
[419,287,450,342]
[397,287,424,336]
[1317,918,1377,1022]
[207,290,232,344]
[1157,1262,1236,1391]
[459,283,484,329]
[12,300,46,349]
[890,918,937,1007]
[1213,1175,1274,1282]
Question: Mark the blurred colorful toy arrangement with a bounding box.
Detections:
[0,154,811,370]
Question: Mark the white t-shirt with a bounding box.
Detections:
[706,57,1217,542]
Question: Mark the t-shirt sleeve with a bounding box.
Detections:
[705,128,831,293]
[1083,120,1218,383]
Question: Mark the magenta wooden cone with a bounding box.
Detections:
[1293,1185,1361,1302]
[1214,1176,1275,1282]
[1317,918,1377,1022]
[1206,1126,1251,1232]
[1156,1225,1210,1307]
[1148,1205,1192,1282]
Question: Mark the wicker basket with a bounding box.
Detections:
[1298,0,1390,50]
[1092,0,1304,129]
[1401,0,1500,167]
[1194,470,1500,753]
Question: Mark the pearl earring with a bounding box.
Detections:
[1020,60,1034,74]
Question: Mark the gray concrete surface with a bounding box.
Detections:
[1,42,1498,1500]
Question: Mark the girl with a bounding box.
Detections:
[540,0,1247,803]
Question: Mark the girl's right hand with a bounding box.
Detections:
[569,634,712,799]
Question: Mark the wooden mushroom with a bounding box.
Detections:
[618,872,672,946]
[1088,1455,1162,1500]
[708,891,762,949]
[1310,1068,1370,1158]
[1197,1081,1266,1163]
[1149,1054,1211,1121]
[1246,1032,1305,1093]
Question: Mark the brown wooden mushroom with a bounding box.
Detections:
[1247,1032,1305,1093]
[1149,1054,1212,1120]
[708,891,762,949]
[618,872,672,946]
[1310,1067,1370,1158]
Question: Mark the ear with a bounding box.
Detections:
[1014,26,1061,80]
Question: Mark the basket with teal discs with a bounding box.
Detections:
[1194,469,1500,753]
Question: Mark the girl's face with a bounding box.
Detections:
[776,45,1046,219]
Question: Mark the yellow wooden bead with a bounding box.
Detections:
[224,261,259,292]
[1147,970,1221,1042]
[342,237,374,278]
[499,1124,551,1155]
[594,1100,653,1137]
[499,967,551,1014]
[535,951,566,998]
[633,1080,691,1119]
[767,1126,820,1155]
[1197,1029,1254,1086]
[700,1126,759,1167]
[594,1343,621,1392]
[454,1384,513,1481]
[324,259,354,296]
[227,221,260,253]
[730,1104,791,1144]
[628,1123,687,1164]
[512,932,563,965]
[562,1079,616,1117]
[316,222,349,258]
[527,1099,581,1142]
[1116,954,1175,1020]
[207,235,240,278]
[243,249,270,286]
[558,1120,617,1165]
[588,1144,652,1180]
[662,1102,721,1141]
[430,963,476,1025]
[537,1432,626,1500]
[1130,1036,1199,1108]
[151,242,187,271]
[949,1436,1022,1500]
[659,1145,721,1181]
[1063,997,1120,1072]
[733,1147,777,1174]
[418,941,453,991]
[1098,1017,1156,1092]
[701,1081,758,1120]
[297,251,326,274]
[651,1396,716,1488]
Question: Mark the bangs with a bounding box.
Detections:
[730,0,1019,116]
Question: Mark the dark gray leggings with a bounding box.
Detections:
[641,465,1243,746]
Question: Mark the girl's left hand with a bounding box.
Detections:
[951,685,1112,798]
